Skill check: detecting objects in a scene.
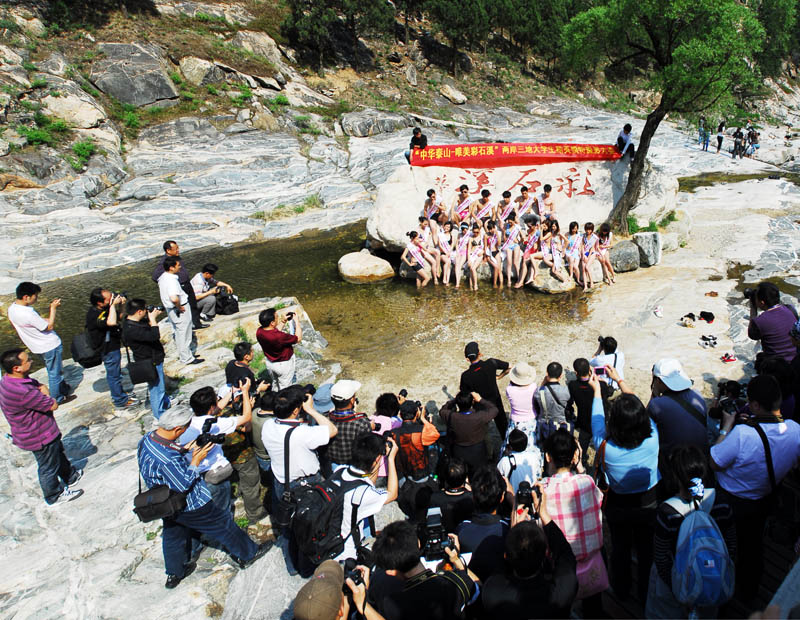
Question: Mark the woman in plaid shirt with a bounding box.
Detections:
[542,429,606,617]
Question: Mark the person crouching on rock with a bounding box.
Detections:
[402,231,431,288]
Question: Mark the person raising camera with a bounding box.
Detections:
[123,299,169,421]
[747,281,798,362]
[256,307,302,391]
[180,379,254,517]
[190,263,233,323]
[86,288,136,411]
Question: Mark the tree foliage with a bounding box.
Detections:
[754,0,797,77]
[282,0,339,69]
[427,0,489,76]
[562,0,765,233]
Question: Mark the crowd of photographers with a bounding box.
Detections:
[2,248,800,619]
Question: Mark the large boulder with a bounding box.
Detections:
[341,108,412,137]
[440,83,467,105]
[632,231,662,266]
[531,264,577,293]
[178,56,225,86]
[613,159,678,226]
[154,0,255,25]
[39,76,107,129]
[338,249,395,283]
[90,43,179,107]
[230,30,293,80]
[609,240,640,273]
[38,52,70,77]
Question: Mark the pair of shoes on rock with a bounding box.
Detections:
[699,335,718,348]
[721,352,737,363]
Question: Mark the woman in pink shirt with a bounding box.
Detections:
[505,361,538,448]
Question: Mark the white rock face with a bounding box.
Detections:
[338,250,395,283]
[440,83,467,105]
[41,88,107,129]
[611,159,678,226]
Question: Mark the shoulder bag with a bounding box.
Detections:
[123,340,158,385]
[272,424,299,529]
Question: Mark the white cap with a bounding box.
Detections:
[157,406,194,429]
[330,379,361,401]
[652,358,692,392]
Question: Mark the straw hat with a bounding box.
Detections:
[509,362,536,386]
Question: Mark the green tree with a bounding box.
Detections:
[282,0,338,69]
[754,0,796,77]
[336,0,394,59]
[397,0,425,45]
[427,0,489,77]
[562,0,764,234]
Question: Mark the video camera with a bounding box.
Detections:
[420,507,451,561]
[195,417,226,448]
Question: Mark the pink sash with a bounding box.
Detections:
[407,243,426,266]
[476,200,494,219]
[456,232,472,256]
[522,230,540,258]
[455,198,471,219]
[425,199,441,219]
[583,233,598,257]
[438,230,452,255]
[499,201,514,221]
[500,225,521,253]
[516,196,534,218]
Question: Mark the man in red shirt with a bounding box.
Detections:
[256,307,302,390]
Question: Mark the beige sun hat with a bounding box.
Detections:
[509,362,536,386]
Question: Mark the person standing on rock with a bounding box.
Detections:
[460,341,510,437]
[158,256,202,367]
[123,299,170,420]
[137,406,269,589]
[7,282,74,405]
[716,120,726,154]
[152,240,206,330]
[404,127,427,164]
[256,307,302,390]
[0,348,84,505]
[616,123,635,162]
[86,288,137,411]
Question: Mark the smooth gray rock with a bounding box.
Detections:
[609,240,640,272]
[632,232,662,267]
[340,109,411,137]
[178,56,225,86]
[405,63,417,87]
[90,43,179,107]
[38,52,70,77]
[39,75,107,129]
[338,250,395,283]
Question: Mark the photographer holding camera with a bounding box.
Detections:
[123,299,170,420]
[190,263,233,322]
[293,559,385,620]
[86,288,136,411]
[225,342,270,398]
[186,381,266,522]
[747,282,798,362]
[257,307,302,391]
[392,400,440,519]
[372,520,479,620]
[590,335,625,392]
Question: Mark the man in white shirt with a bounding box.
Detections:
[617,123,635,161]
[333,432,399,563]
[7,282,74,404]
[590,335,625,392]
[158,256,201,366]
[190,263,233,322]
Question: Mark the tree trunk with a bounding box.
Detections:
[404,7,409,46]
[452,40,459,78]
[608,106,667,234]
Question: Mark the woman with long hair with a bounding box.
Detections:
[452,222,472,289]
[437,219,455,286]
[597,222,616,285]
[564,221,583,286]
[517,217,543,287]
[484,219,503,289]
[581,222,600,292]
[467,222,485,291]
[500,211,522,288]
[401,231,432,288]
[543,219,568,283]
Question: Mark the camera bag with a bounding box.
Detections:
[133,433,188,522]
[215,290,239,315]
[123,343,158,385]
[272,425,300,529]
[70,331,103,369]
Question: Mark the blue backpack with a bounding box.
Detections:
[666,492,735,610]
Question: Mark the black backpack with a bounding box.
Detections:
[291,468,373,566]
[215,289,239,315]
[70,331,103,368]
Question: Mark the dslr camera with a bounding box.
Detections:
[195,417,226,448]
[146,304,164,312]
[420,507,451,561]
[743,288,756,301]
[342,558,363,590]
[515,481,541,515]
[112,291,130,299]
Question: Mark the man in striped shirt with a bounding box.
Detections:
[137,406,269,589]
[0,348,83,505]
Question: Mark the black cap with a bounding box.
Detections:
[465,341,479,360]
[399,400,419,417]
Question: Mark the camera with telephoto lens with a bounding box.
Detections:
[146,305,164,312]
[743,288,756,301]
[342,558,363,591]
[195,417,226,448]
[112,291,130,299]
[420,507,451,561]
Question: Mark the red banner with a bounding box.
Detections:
[410,143,621,168]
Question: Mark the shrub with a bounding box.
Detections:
[206,84,219,95]
[170,71,183,86]
[124,110,140,129]
[30,78,48,89]
[17,126,53,145]
[22,61,37,72]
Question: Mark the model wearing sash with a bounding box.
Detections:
[597,222,616,285]
[581,222,600,292]
[473,189,495,223]
[538,184,555,220]
[516,218,542,288]
[543,219,568,283]
[484,220,503,289]
[437,220,455,286]
[450,184,472,224]
[500,211,522,288]
[418,217,441,284]
[467,222,485,291]
[423,188,444,221]
[564,221,584,286]
[401,231,431,288]
[514,186,535,220]
[497,193,516,224]
[452,222,472,289]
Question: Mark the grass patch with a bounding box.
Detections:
[146,531,157,541]
[206,84,219,95]
[235,516,250,529]
[66,139,96,171]
[22,61,37,72]
[265,93,289,114]
[30,78,48,89]
[80,82,101,98]
[252,194,323,220]
[0,18,21,33]
[302,100,354,121]
[17,112,70,145]
[293,114,321,135]
[170,71,183,86]
[232,83,253,107]
[20,100,40,111]
[658,211,677,228]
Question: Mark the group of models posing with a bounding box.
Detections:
[401,183,616,291]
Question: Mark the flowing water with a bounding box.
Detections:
[0,221,589,399]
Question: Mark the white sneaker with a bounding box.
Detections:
[48,487,84,506]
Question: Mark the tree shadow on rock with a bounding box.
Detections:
[45,0,158,31]
[62,425,97,470]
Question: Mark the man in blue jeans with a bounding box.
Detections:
[7,282,74,404]
[122,299,170,420]
[86,288,137,411]
[138,406,270,589]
